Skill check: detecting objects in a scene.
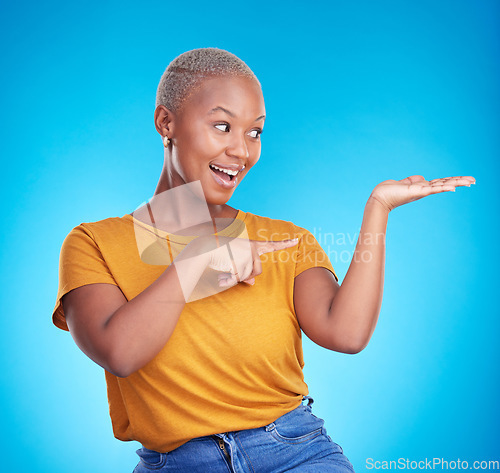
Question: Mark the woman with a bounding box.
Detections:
[52,48,475,472]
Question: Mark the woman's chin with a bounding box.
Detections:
[200,180,237,206]
[204,194,233,207]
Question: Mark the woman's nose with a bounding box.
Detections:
[227,133,250,160]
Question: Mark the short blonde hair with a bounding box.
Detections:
[155,47,260,112]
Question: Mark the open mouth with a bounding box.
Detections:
[209,164,238,182]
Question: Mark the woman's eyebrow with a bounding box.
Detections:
[208,106,266,122]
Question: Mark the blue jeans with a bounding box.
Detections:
[133,396,355,472]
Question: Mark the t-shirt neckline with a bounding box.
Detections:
[122,209,248,244]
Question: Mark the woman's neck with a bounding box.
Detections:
[151,169,238,224]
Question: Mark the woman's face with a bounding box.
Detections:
[165,75,266,205]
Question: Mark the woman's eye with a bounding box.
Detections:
[248,129,262,139]
[215,124,230,132]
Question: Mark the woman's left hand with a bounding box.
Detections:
[368,175,476,213]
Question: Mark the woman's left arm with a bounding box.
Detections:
[293,175,475,354]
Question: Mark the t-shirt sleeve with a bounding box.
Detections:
[52,224,119,331]
[294,228,338,282]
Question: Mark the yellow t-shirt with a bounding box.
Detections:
[52,209,338,453]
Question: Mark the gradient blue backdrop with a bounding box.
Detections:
[1,1,498,471]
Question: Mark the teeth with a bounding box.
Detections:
[210,164,239,176]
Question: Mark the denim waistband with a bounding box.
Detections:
[302,395,314,407]
[133,394,355,473]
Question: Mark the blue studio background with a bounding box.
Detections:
[1,1,498,472]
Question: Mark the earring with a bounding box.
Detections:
[163,136,170,147]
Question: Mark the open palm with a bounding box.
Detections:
[369,175,476,212]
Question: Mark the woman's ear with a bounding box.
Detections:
[154,105,175,138]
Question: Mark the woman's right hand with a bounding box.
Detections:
[185,234,299,288]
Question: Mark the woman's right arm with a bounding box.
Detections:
[63,235,298,378]
[63,239,212,378]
